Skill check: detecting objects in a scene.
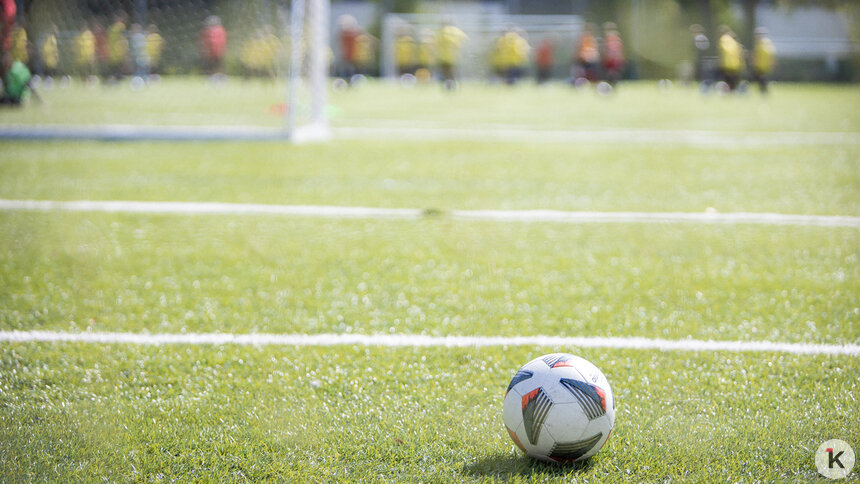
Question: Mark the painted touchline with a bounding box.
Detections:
[1,200,858,227]
[1,331,857,355]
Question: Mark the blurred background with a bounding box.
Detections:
[4,0,859,84]
[1,0,858,138]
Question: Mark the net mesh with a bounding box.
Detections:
[3,0,328,140]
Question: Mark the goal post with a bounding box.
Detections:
[287,0,331,142]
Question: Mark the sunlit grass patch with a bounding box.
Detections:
[0,80,857,482]
[0,343,856,482]
[1,140,857,215]
[1,212,856,344]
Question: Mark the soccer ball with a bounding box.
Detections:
[503,353,615,463]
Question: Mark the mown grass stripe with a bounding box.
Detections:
[1,200,857,227]
[0,331,857,355]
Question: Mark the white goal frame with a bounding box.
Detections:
[287,0,332,143]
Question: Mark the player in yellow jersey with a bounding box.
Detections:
[496,27,529,85]
[10,23,27,65]
[436,20,467,89]
[107,12,129,81]
[415,28,435,83]
[751,27,776,94]
[75,23,96,80]
[354,31,375,78]
[394,25,417,77]
[489,29,505,80]
[240,32,259,78]
[717,26,744,91]
[242,26,280,80]
[259,25,281,80]
[146,24,164,78]
[40,25,59,81]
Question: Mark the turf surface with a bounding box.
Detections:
[1,344,857,482]
[0,140,858,215]
[1,213,857,344]
[0,80,858,482]
[1,78,858,133]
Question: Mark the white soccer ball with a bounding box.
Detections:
[503,353,615,463]
[596,81,613,96]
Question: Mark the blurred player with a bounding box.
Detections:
[574,23,599,84]
[601,22,625,86]
[394,25,417,78]
[1,52,34,105]
[497,26,529,85]
[415,28,435,83]
[93,21,110,81]
[689,24,711,87]
[0,0,14,76]
[240,31,259,78]
[146,24,164,80]
[242,26,280,81]
[259,26,281,80]
[751,27,776,94]
[39,24,59,85]
[353,30,376,81]
[199,15,227,79]
[489,29,505,81]
[336,15,359,81]
[75,22,96,82]
[717,26,744,91]
[129,23,148,86]
[108,12,129,82]
[534,36,555,84]
[436,19,467,90]
[10,21,27,66]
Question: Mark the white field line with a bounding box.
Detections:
[0,199,421,219]
[2,124,857,145]
[0,124,288,141]
[0,331,857,355]
[450,209,860,227]
[333,125,860,146]
[2,199,859,227]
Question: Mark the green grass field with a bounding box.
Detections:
[1,78,858,133]
[1,79,858,481]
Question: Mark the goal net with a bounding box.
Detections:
[1,0,329,142]
[381,13,584,81]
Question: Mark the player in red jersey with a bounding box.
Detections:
[601,22,625,86]
[0,0,16,77]
[200,15,227,78]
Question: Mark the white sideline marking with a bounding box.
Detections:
[1,199,858,227]
[0,199,422,219]
[2,123,857,145]
[451,209,860,227]
[334,125,860,146]
[0,331,857,355]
